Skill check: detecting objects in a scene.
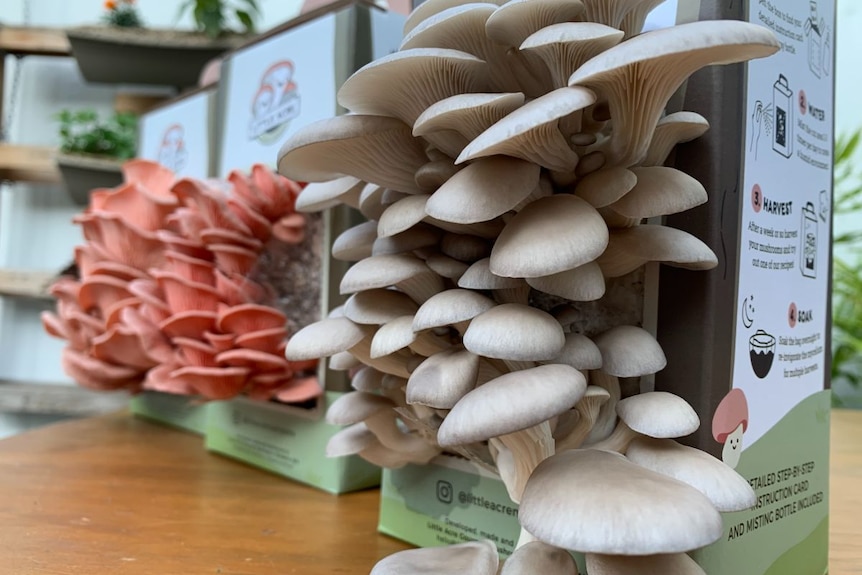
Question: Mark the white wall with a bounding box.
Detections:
[0,0,308,436]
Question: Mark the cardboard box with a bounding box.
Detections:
[378,455,521,554]
[205,392,380,494]
[138,86,217,179]
[129,391,209,435]
[202,0,405,493]
[378,1,834,573]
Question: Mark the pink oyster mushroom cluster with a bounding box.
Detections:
[42,159,321,403]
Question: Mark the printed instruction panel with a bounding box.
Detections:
[732,0,834,447]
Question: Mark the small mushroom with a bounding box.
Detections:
[295,176,364,213]
[585,552,706,575]
[592,324,666,378]
[627,436,757,512]
[343,289,420,326]
[596,225,718,278]
[337,48,490,127]
[501,541,579,575]
[458,258,531,304]
[407,347,480,409]
[526,261,606,301]
[712,387,749,469]
[371,539,499,575]
[569,20,779,165]
[457,87,597,172]
[463,303,566,364]
[588,391,700,453]
[339,254,445,305]
[641,111,710,167]
[490,194,609,279]
[519,449,723,554]
[609,167,708,220]
[276,115,428,194]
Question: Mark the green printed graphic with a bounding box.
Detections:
[130,391,209,435]
[205,392,380,494]
[693,390,830,575]
[379,459,521,558]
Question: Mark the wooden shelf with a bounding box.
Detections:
[0,381,129,415]
[0,143,60,183]
[0,26,71,57]
[0,268,55,299]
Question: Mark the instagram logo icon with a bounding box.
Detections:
[436,480,453,504]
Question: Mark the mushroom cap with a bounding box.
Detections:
[426,156,540,224]
[574,167,637,209]
[586,552,706,575]
[414,92,525,144]
[350,366,386,392]
[627,437,756,512]
[568,20,779,165]
[642,111,710,167]
[548,332,602,370]
[371,539,499,575]
[400,4,519,94]
[592,325,666,377]
[490,194,608,279]
[413,288,497,331]
[403,0,506,35]
[284,317,368,361]
[332,221,377,262]
[343,288,420,325]
[712,387,749,442]
[457,87,596,172]
[415,160,461,192]
[295,176,364,213]
[440,232,492,262]
[458,257,525,290]
[520,22,624,88]
[501,541,579,575]
[526,261,605,301]
[325,390,396,426]
[276,115,427,194]
[371,315,419,358]
[463,303,566,361]
[339,254,444,304]
[425,252,470,279]
[616,391,700,438]
[338,48,489,126]
[485,0,586,48]
[519,449,724,554]
[610,167,707,219]
[326,422,377,457]
[378,193,432,238]
[596,225,718,277]
[437,363,586,446]
[407,347,480,409]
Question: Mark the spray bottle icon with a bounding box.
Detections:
[772,75,793,158]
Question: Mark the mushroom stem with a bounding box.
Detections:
[585,370,620,443]
[365,411,441,463]
[585,420,639,454]
[489,420,555,504]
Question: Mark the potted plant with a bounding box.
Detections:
[66,0,260,88]
[55,108,138,204]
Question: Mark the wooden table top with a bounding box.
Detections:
[0,409,859,574]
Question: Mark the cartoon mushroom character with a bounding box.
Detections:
[712,388,749,469]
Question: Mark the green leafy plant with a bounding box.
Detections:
[831,131,862,407]
[177,0,260,39]
[56,109,138,161]
[102,0,143,28]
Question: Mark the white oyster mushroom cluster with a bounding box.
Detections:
[278,0,778,572]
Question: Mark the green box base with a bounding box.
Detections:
[378,455,522,559]
[378,392,831,575]
[205,391,380,494]
[129,391,209,435]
